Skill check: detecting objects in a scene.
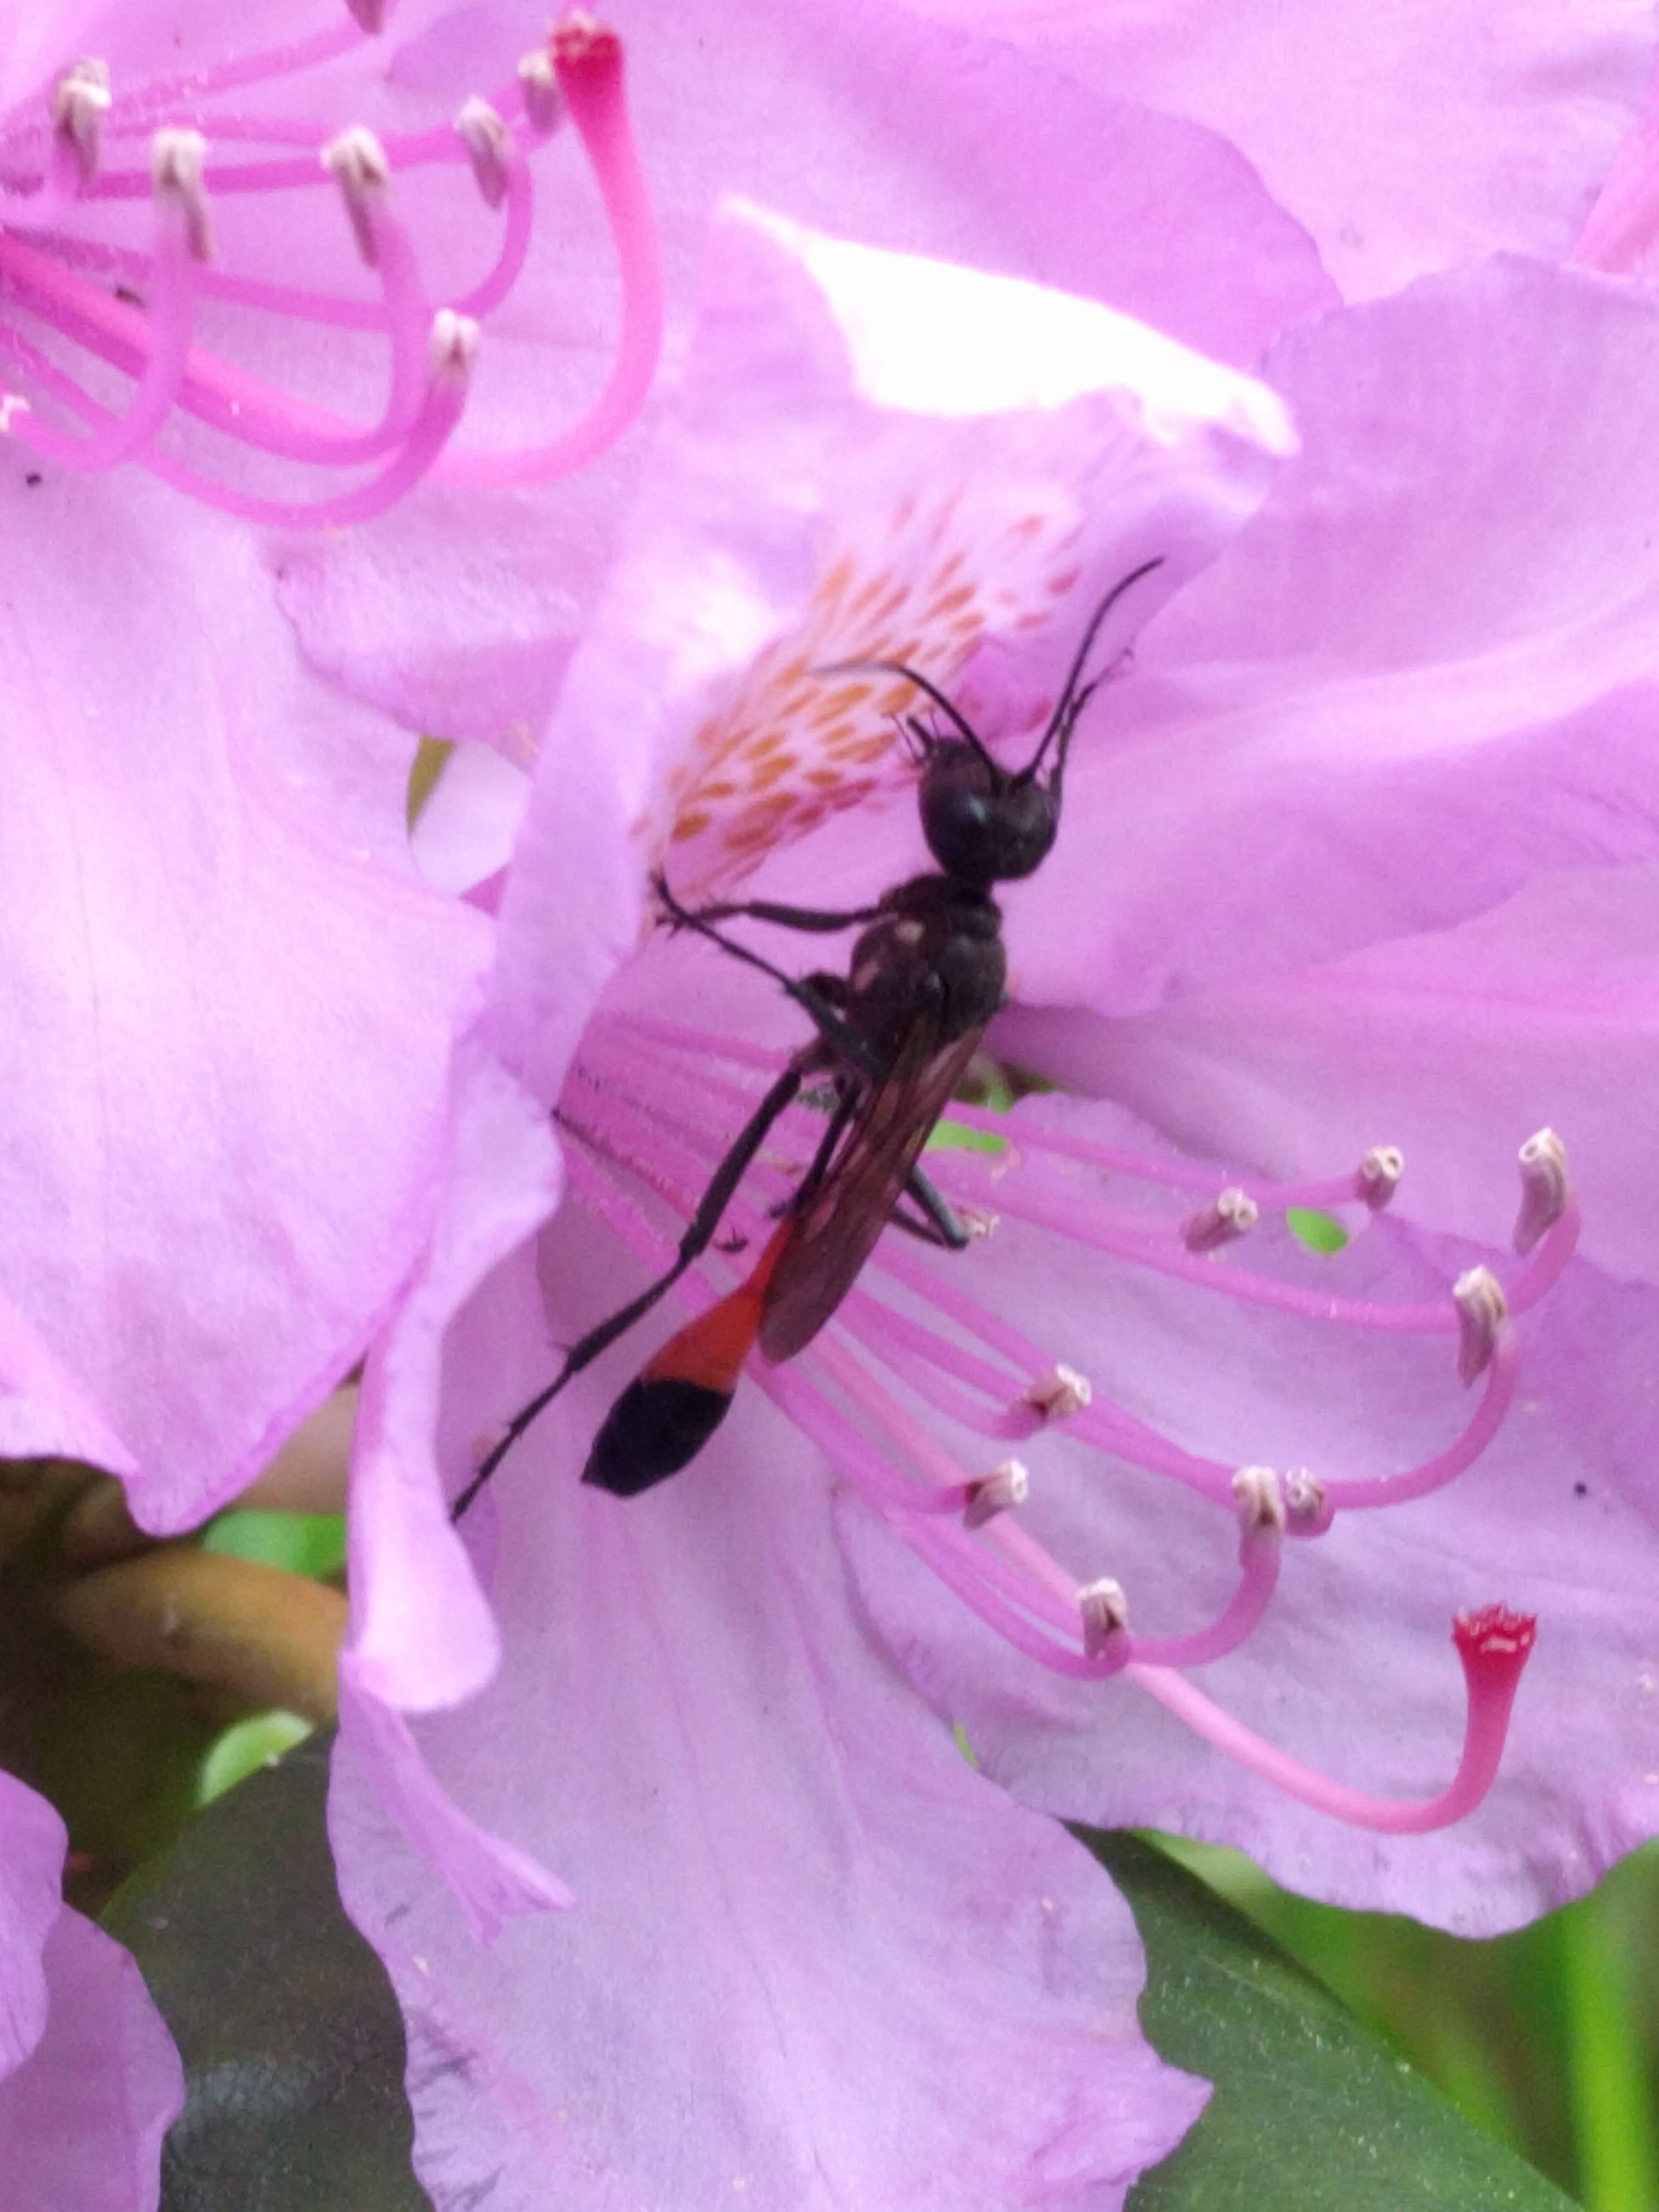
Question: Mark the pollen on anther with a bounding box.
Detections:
[1282,1466,1331,1537]
[1514,1128,1571,1256]
[1232,1465,1286,1538]
[1079,1577,1128,1656]
[964,1460,1029,1530]
[455,98,514,207]
[1356,1146,1405,1210]
[517,50,566,136]
[1453,1266,1509,1385]
[151,128,213,263]
[322,125,393,267]
[428,310,481,381]
[1182,1186,1259,1254]
[52,58,111,189]
[1024,1364,1091,1420]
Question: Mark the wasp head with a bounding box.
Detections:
[918,740,1057,885]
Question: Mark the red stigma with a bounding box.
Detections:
[1453,1604,1538,1667]
[550,14,623,71]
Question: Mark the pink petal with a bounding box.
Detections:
[1003,859,1659,1284]
[1002,256,1659,1019]
[902,0,1652,299]
[345,1044,561,1714]
[0,470,489,1530]
[0,1772,182,2212]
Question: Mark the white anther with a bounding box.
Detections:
[1023,1364,1092,1420]
[1078,1577,1129,1657]
[1282,1466,1330,1536]
[1231,1465,1286,1538]
[150,128,213,263]
[345,0,389,31]
[52,58,111,187]
[1513,1127,1571,1257]
[517,49,567,136]
[427,309,480,382]
[322,125,392,266]
[956,1204,998,1243]
[1182,1186,1259,1255]
[1355,1145,1404,1211]
[455,97,514,208]
[963,1459,1029,1530]
[1453,1265,1509,1385]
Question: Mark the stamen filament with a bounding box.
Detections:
[1127,1606,1536,1832]
[2,144,198,472]
[438,21,663,486]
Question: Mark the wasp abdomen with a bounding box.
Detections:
[583,1375,735,1496]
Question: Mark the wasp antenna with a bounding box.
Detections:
[812,657,1001,776]
[1019,556,1165,786]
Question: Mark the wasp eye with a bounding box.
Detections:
[919,742,1057,884]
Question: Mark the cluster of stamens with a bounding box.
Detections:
[546,1007,1576,1832]
[0,7,662,516]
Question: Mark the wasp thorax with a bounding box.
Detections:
[918,741,1058,885]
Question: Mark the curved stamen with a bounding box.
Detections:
[2,131,202,472]
[439,18,664,486]
[8,306,478,525]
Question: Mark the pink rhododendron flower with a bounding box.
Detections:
[325,205,1302,2206]
[0,1769,182,2210]
[318,199,1659,2204]
[903,0,1655,301]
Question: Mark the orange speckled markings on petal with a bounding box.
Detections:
[657,486,1086,899]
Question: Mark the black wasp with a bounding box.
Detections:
[451,557,1163,1520]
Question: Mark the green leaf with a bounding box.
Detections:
[196,1711,314,1807]
[201,1509,346,1580]
[104,1733,425,2212]
[1084,1833,1579,2210]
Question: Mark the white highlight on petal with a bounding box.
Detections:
[726,201,1300,452]
[1182,1185,1259,1254]
[1355,1145,1404,1210]
[1023,1364,1092,1420]
[1231,1464,1286,1538]
[1453,1266,1509,1385]
[322,125,393,267]
[1513,1127,1571,1256]
[963,1459,1029,1530]
[1078,1577,1129,1657]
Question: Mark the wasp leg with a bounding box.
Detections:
[887,1164,974,1250]
[793,1079,864,1205]
[650,877,888,1086]
[452,1059,806,1522]
[670,891,885,935]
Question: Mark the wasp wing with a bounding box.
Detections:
[758,1022,985,1363]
